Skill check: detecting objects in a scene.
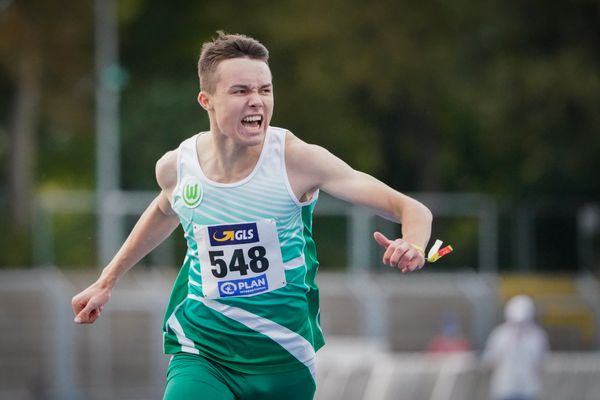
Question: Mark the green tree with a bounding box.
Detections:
[0,1,94,265]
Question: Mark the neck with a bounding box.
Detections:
[198,131,265,183]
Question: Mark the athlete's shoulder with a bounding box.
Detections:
[155,133,201,190]
[284,130,336,172]
[156,149,178,191]
[284,130,320,156]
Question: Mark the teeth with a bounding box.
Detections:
[242,115,261,122]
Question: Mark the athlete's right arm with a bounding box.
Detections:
[71,150,180,324]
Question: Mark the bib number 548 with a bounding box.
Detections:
[208,246,269,278]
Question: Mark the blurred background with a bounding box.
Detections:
[1,0,599,399]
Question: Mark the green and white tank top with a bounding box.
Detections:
[162,127,324,378]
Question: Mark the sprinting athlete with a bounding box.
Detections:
[71,31,433,400]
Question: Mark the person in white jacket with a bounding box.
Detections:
[482,295,549,400]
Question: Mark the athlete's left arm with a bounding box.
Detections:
[286,135,432,272]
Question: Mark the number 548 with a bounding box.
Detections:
[208,246,269,278]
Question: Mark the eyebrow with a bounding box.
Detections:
[229,83,272,90]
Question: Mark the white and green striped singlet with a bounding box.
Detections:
[162,127,324,378]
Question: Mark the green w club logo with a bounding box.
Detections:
[182,182,202,207]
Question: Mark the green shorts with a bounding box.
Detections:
[163,352,316,400]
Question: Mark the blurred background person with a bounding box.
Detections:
[482,295,549,400]
[426,311,471,354]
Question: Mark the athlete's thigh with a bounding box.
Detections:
[241,366,316,400]
[163,353,235,400]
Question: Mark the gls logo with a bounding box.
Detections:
[208,223,259,246]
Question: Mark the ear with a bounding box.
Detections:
[198,91,212,111]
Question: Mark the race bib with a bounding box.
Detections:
[194,219,287,299]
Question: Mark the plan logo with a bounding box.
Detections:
[208,222,259,246]
[218,274,269,297]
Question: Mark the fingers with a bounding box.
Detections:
[373,231,392,249]
[378,238,425,273]
[73,301,92,324]
[72,290,108,324]
[71,285,111,324]
[388,245,409,266]
[74,301,102,324]
[398,253,424,273]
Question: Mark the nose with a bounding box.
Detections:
[248,90,263,108]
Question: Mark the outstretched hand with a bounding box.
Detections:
[373,231,425,273]
[71,283,111,324]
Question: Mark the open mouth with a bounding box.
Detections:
[241,115,263,129]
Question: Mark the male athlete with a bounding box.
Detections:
[72,32,433,400]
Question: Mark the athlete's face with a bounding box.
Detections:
[199,58,274,147]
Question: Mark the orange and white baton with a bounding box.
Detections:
[425,239,453,262]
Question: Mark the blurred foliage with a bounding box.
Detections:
[52,213,97,268]
[0,0,599,269]
[312,216,348,270]
[0,0,95,185]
